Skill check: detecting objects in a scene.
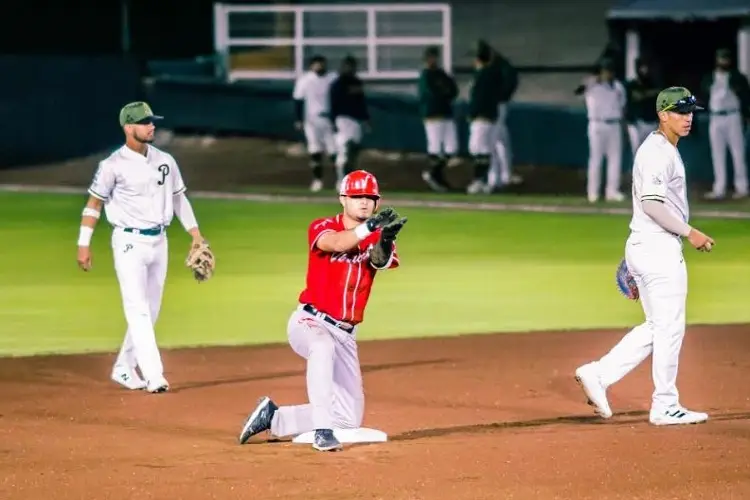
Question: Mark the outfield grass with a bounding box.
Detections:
[1,192,748,356]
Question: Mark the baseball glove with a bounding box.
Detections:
[615,258,639,301]
[186,240,215,282]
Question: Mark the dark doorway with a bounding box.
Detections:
[638,18,739,100]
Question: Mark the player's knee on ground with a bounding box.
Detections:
[332,394,365,429]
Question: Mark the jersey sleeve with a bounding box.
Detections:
[639,148,672,202]
[171,157,187,196]
[292,74,308,100]
[308,218,336,252]
[88,160,116,201]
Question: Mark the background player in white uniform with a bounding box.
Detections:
[701,48,750,200]
[575,58,627,203]
[76,102,209,394]
[575,87,715,426]
[293,55,338,193]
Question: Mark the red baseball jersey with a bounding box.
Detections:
[299,214,400,325]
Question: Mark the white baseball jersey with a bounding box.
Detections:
[584,78,627,121]
[88,144,186,229]
[293,71,338,121]
[629,131,689,235]
[709,71,741,112]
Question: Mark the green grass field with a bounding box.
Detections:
[1,191,748,357]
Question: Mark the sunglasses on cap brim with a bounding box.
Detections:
[662,95,703,114]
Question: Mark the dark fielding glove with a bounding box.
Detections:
[616,258,639,301]
[370,216,408,268]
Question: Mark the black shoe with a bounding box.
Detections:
[238,396,278,444]
[312,429,343,452]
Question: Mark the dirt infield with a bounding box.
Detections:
[2,325,750,500]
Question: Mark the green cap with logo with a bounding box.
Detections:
[655,86,703,114]
[119,101,164,127]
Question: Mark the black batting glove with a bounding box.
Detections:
[365,207,399,232]
[380,217,408,242]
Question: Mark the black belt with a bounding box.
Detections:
[302,304,354,333]
[711,109,739,116]
[123,226,164,236]
[591,118,621,124]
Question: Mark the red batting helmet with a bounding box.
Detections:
[339,170,380,199]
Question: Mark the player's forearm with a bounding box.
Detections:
[173,192,199,234]
[317,224,372,253]
[78,197,103,247]
[642,199,692,237]
[369,238,393,268]
[294,99,304,122]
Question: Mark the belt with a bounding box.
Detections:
[123,226,164,236]
[711,109,739,116]
[302,304,354,333]
[591,118,621,124]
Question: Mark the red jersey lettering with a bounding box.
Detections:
[299,214,399,324]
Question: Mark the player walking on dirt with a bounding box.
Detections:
[237,170,407,451]
[575,87,714,426]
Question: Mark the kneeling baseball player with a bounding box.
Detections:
[238,170,406,452]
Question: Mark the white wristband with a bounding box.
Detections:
[354,223,372,240]
[82,207,101,219]
[78,226,94,247]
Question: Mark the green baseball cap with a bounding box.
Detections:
[119,101,164,126]
[655,87,703,114]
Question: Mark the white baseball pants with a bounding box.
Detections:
[587,121,623,199]
[270,306,364,437]
[489,103,513,187]
[594,234,687,412]
[468,120,493,155]
[111,228,168,386]
[304,116,336,155]
[709,113,748,196]
[424,119,458,156]
[334,116,363,172]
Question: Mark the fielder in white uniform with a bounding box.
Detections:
[702,48,750,200]
[293,55,338,193]
[576,58,627,203]
[76,102,207,394]
[575,87,715,426]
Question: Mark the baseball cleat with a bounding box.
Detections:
[238,396,278,444]
[575,363,613,419]
[146,377,169,394]
[312,429,343,452]
[649,406,708,426]
[111,367,147,390]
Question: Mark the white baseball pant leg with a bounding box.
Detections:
[304,117,336,155]
[488,103,512,187]
[270,308,364,437]
[424,119,458,156]
[708,113,748,196]
[334,116,363,180]
[593,235,687,411]
[710,113,749,196]
[111,229,168,385]
[587,122,622,199]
